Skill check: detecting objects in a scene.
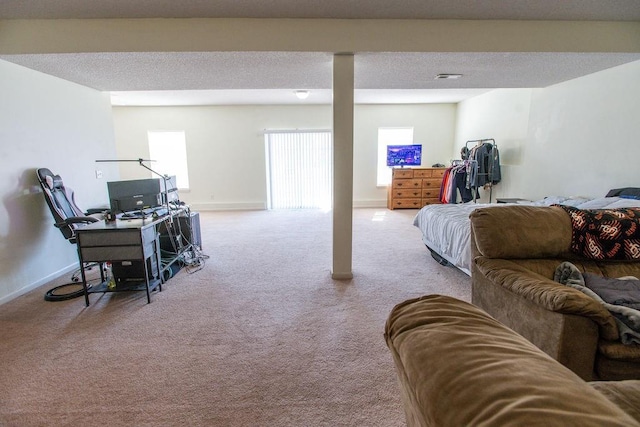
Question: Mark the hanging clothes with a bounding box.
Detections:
[472,142,501,186]
[439,161,474,204]
[463,140,501,203]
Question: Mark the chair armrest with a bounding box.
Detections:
[474,257,618,340]
[54,216,99,229]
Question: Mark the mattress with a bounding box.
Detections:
[413,203,489,275]
[413,195,640,276]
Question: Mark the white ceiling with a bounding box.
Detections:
[2,1,640,106]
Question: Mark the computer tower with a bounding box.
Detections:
[158,212,201,252]
[179,212,202,250]
[112,256,159,288]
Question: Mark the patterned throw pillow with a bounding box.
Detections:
[556,205,640,260]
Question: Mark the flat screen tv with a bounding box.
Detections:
[386,144,422,167]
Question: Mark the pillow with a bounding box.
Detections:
[559,197,593,207]
[45,175,54,190]
[556,205,640,260]
[532,195,569,206]
[576,197,621,209]
[606,199,640,209]
[607,187,640,198]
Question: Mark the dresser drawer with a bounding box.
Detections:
[392,169,414,179]
[392,179,422,189]
[422,178,441,188]
[392,188,422,199]
[432,169,446,178]
[413,169,433,178]
[422,189,439,199]
[391,198,423,209]
[422,198,441,206]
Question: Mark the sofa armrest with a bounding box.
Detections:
[385,295,639,427]
[474,256,619,341]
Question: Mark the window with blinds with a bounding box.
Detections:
[265,130,332,210]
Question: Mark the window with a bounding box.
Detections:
[377,127,414,186]
[147,131,190,189]
[265,130,332,210]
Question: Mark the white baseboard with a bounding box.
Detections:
[353,200,387,208]
[191,200,386,211]
[190,202,267,211]
[0,263,77,306]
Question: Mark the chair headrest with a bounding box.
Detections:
[45,174,64,190]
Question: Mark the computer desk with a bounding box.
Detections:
[75,208,192,306]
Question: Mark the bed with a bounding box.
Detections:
[413,191,640,276]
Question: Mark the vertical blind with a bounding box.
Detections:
[265,131,332,209]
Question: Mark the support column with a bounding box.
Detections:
[331,53,354,280]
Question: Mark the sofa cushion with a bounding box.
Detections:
[556,205,640,260]
[385,295,640,426]
[474,257,620,341]
[590,380,640,423]
[599,340,640,362]
[470,205,572,259]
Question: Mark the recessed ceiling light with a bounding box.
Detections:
[435,74,463,80]
[294,90,310,99]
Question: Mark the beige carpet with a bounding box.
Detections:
[0,208,470,426]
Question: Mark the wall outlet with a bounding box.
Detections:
[95,170,103,179]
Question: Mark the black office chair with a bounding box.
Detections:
[36,168,105,300]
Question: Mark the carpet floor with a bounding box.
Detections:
[0,208,470,426]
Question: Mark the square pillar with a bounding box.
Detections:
[332,53,354,280]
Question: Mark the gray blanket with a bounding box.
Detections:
[554,262,640,345]
[583,272,640,310]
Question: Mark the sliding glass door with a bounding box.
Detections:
[265,130,332,210]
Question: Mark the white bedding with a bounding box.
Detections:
[413,203,492,275]
[413,196,640,276]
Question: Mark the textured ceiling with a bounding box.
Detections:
[2,1,640,105]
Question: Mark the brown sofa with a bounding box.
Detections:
[385,295,640,427]
[469,205,640,381]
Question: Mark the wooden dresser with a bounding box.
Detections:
[387,167,446,210]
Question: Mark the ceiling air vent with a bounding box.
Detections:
[435,74,463,80]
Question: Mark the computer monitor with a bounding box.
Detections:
[107,178,163,213]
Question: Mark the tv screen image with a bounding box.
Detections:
[387,144,422,167]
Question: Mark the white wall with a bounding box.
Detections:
[354,104,456,206]
[0,60,118,304]
[112,103,457,209]
[455,60,640,202]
